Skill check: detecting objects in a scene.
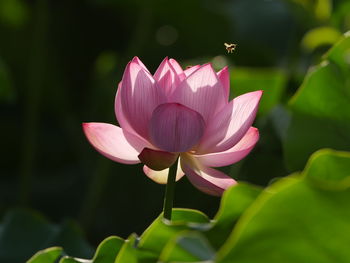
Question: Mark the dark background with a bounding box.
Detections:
[1,0,349,246]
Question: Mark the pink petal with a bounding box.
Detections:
[170,64,226,122]
[143,160,185,184]
[197,90,262,153]
[168,58,186,81]
[138,148,178,171]
[181,154,237,196]
[115,83,156,150]
[149,103,205,153]
[131,56,150,73]
[153,57,181,96]
[217,66,230,101]
[115,82,134,133]
[119,61,166,140]
[83,122,144,164]
[184,65,201,76]
[194,127,259,167]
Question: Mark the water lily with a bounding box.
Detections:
[83,57,261,218]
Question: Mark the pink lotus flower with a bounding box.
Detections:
[83,57,262,196]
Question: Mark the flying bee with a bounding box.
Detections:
[224,43,237,53]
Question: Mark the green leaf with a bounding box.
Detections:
[27,247,63,263]
[0,209,55,263]
[29,236,124,263]
[284,112,349,171]
[114,234,157,263]
[205,183,262,249]
[284,31,350,171]
[230,67,287,115]
[0,209,92,263]
[92,236,124,263]
[304,149,350,191]
[289,62,350,121]
[138,209,210,255]
[324,31,350,75]
[49,219,93,258]
[301,27,341,51]
[217,149,350,263]
[160,231,215,262]
[58,257,85,263]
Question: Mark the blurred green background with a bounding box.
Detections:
[1,0,350,260]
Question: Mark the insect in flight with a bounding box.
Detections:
[224,43,237,53]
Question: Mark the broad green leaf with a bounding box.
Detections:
[324,31,350,75]
[304,149,350,191]
[110,234,138,263]
[284,113,349,170]
[217,149,350,263]
[160,231,215,263]
[49,219,93,258]
[138,209,210,254]
[92,236,124,263]
[301,27,341,51]
[114,234,157,263]
[289,61,350,121]
[59,257,85,263]
[27,247,63,263]
[0,209,56,263]
[29,236,124,263]
[230,67,287,115]
[0,209,92,263]
[332,3,350,37]
[284,32,350,171]
[205,183,262,249]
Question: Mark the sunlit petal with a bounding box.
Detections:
[143,160,185,184]
[194,127,259,167]
[198,90,262,153]
[170,64,226,122]
[149,103,205,152]
[83,122,144,164]
[181,154,236,196]
[119,60,166,140]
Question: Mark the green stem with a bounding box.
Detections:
[163,158,179,220]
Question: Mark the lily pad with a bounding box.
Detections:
[217,149,350,263]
